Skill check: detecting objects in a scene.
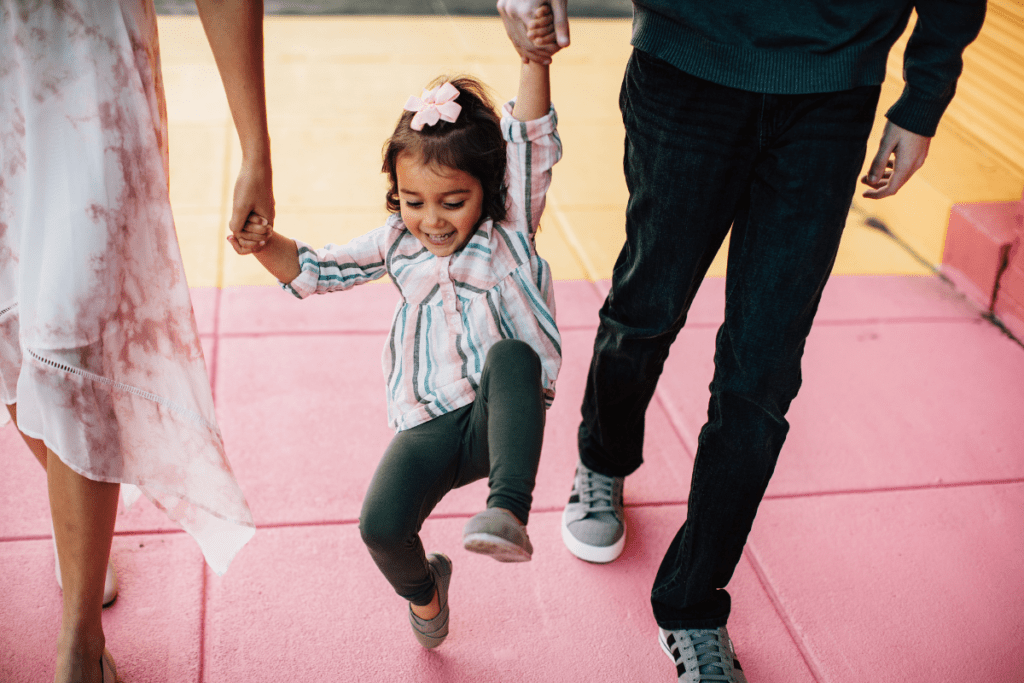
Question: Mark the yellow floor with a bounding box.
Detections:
[160,16,938,289]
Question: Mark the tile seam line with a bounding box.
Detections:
[668,315,981,331]
[743,543,828,683]
[195,316,981,341]
[198,561,208,683]
[761,476,1024,500]
[4,479,1021,544]
[810,315,984,327]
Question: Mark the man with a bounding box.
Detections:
[499,1,985,681]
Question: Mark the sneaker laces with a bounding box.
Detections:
[686,630,733,682]
[576,467,618,515]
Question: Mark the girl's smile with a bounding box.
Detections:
[396,154,484,257]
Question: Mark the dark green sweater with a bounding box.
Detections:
[631,0,986,136]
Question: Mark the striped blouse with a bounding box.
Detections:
[284,103,563,432]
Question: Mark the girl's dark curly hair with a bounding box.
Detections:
[383,75,507,226]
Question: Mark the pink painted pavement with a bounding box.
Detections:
[2,275,1023,682]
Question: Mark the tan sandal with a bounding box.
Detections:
[101,649,118,683]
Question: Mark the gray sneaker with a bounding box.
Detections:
[658,626,748,683]
[463,508,533,562]
[560,460,626,563]
[409,553,452,649]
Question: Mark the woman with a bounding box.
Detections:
[0,1,273,681]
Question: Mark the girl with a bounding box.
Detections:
[229,11,562,649]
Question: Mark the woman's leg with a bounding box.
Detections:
[6,403,48,468]
[47,448,119,683]
[6,402,117,608]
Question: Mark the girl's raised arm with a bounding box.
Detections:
[512,4,554,121]
[195,0,275,239]
[512,61,551,122]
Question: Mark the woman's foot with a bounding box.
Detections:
[408,553,452,649]
[53,633,109,683]
[463,508,533,562]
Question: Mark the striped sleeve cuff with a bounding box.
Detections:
[501,102,557,143]
[281,240,320,299]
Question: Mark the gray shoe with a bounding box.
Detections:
[409,553,452,649]
[658,626,748,683]
[560,460,626,563]
[463,508,533,562]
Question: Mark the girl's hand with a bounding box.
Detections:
[227,215,271,255]
[527,4,557,48]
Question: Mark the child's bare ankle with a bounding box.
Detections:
[410,589,440,620]
[495,507,525,526]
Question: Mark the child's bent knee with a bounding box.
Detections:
[487,338,540,372]
[359,513,412,553]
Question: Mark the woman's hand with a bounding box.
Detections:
[228,155,275,253]
[227,214,272,255]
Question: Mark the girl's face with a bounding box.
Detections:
[396,154,484,257]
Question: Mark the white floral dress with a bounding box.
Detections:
[0,0,254,574]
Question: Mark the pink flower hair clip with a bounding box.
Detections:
[404,82,462,131]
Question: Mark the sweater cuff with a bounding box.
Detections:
[884,85,954,138]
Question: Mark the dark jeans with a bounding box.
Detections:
[360,339,545,606]
[578,49,880,629]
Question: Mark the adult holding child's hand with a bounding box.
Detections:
[196,0,277,252]
[498,0,570,64]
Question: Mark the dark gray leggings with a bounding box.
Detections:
[359,339,546,606]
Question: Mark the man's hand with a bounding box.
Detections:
[498,0,569,65]
[861,121,931,199]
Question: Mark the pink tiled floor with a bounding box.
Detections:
[2,276,1023,682]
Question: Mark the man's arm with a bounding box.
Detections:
[862,0,986,199]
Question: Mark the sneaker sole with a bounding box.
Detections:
[560,508,626,564]
[463,533,532,562]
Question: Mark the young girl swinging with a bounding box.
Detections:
[230,7,562,648]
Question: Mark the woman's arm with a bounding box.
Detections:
[194,0,275,238]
